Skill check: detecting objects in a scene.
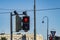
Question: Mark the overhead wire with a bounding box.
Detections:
[0,8,60,14]
[18,8,60,12]
[0,8,14,10]
[0,8,60,11]
[0,12,11,14]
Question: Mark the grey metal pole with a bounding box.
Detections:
[42,16,49,40]
[34,0,36,40]
[10,12,13,40]
[47,17,48,40]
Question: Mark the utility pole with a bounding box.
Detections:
[34,0,36,40]
[10,12,13,40]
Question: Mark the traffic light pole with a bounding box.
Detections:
[10,11,27,40]
[10,12,13,40]
[34,0,36,40]
[10,12,22,40]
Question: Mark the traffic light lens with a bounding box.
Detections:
[23,17,29,23]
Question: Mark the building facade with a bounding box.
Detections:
[0,33,43,40]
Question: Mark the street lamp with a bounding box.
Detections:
[42,16,49,40]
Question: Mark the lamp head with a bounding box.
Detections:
[42,21,44,23]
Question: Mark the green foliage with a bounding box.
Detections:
[1,37,7,40]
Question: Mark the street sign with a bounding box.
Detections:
[51,31,56,37]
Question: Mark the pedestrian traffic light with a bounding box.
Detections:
[16,15,22,32]
[22,16,30,31]
[14,11,22,32]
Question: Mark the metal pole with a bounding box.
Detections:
[34,0,36,40]
[10,12,13,40]
[47,17,48,40]
[42,16,49,40]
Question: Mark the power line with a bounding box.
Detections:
[0,8,60,11]
[39,8,60,11]
[0,8,15,10]
[18,8,60,12]
[0,12,11,14]
[0,8,60,14]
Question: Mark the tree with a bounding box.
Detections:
[1,37,7,40]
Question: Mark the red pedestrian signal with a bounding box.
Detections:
[23,17,29,23]
[22,16,30,31]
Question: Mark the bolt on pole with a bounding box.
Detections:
[34,0,36,40]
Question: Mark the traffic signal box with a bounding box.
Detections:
[14,11,30,32]
[16,14,22,32]
[23,16,30,31]
[14,11,22,32]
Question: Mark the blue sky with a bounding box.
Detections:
[0,0,60,39]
